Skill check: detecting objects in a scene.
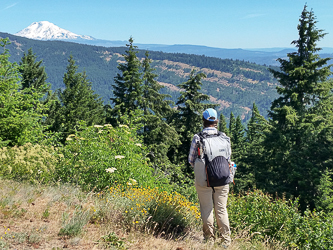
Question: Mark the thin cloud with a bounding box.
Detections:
[242,13,266,19]
[2,3,18,11]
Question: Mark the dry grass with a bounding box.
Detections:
[0,180,285,250]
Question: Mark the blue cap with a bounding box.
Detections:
[203,108,217,121]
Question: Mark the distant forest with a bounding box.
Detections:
[0,32,279,122]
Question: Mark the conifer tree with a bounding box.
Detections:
[232,115,245,161]
[228,112,236,140]
[19,48,50,96]
[111,37,143,122]
[238,103,269,191]
[141,51,180,168]
[262,5,333,210]
[43,89,62,134]
[246,103,269,145]
[175,70,216,168]
[48,55,104,141]
[218,112,228,135]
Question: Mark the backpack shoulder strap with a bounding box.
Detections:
[198,131,219,139]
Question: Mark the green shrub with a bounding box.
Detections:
[0,143,60,183]
[282,210,333,249]
[99,232,126,249]
[228,190,333,249]
[56,122,169,191]
[98,185,201,236]
[229,190,298,238]
[59,208,91,237]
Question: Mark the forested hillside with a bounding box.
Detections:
[1,5,333,249]
[0,32,279,121]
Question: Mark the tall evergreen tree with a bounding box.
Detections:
[174,70,216,168]
[47,55,104,141]
[238,103,269,191]
[111,37,143,123]
[262,5,333,210]
[141,51,180,168]
[43,89,62,134]
[228,112,236,140]
[218,112,228,135]
[246,103,268,145]
[19,48,50,96]
[232,115,245,162]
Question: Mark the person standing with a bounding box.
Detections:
[188,108,231,246]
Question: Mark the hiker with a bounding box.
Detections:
[188,108,231,246]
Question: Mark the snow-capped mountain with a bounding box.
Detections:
[15,21,95,41]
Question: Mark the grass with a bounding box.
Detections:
[0,179,286,250]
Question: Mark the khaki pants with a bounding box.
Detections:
[194,159,231,244]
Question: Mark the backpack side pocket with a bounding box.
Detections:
[194,158,207,187]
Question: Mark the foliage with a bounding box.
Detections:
[55,122,169,191]
[111,37,143,120]
[58,207,91,237]
[218,112,228,135]
[315,169,333,215]
[19,48,50,95]
[228,112,236,140]
[236,103,269,191]
[282,210,333,249]
[231,115,245,162]
[0,38,45,146]
[174,70,216,167]
[229,190,298,239]
[140,51,180,171]
[0,143,60,184]
[228,190,333,249]
[103,185,200,236]
[99,232,126,249]
[258,5,333,210]
[47,55,104,142]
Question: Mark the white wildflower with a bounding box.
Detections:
[135,143,142,147]
[127,178,137,186]
[115,155,125,159]
[94,125,103,128]
[106,167,117,173]
[119,125,129,128]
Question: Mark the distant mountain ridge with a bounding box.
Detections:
[0,31,280,122]
[13,21,333,66]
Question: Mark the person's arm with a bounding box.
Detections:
[188,135,199,167]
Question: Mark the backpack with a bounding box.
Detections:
[197,131,232,189]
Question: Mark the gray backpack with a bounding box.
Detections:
[197,131,232,188]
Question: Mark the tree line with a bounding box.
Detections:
[1,5,332,214]
[1,30,279,124]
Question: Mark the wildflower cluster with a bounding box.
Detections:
[104,185,201,235]
[0,143,60,183]
[56,123,164,191]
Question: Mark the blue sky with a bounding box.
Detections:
[1,0,333,49]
